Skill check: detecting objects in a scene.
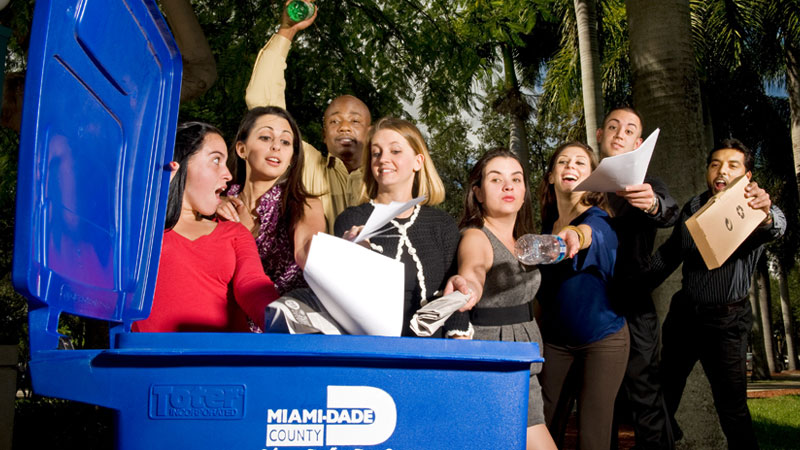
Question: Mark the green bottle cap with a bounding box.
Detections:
[287,1,315,23]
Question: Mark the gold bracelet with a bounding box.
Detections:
[644,196,659,215]
[560,225,586,249]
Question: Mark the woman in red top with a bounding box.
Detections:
[133,122,279,332]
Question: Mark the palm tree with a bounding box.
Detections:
[540,0,631,147]
[757,0,800,203]
[574,0,604,153]
[626,0,724,447]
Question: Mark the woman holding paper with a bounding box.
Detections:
[442,148,558,450]
[217,106,325,296]
[536,142,629,450]
[133,122,279,332]
[334,117,468,337]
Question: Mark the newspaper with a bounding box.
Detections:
[264,288,344,334]
[409,291,469,337]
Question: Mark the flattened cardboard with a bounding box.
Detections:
[685,175,767,270]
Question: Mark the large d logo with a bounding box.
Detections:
[325,385,397,446]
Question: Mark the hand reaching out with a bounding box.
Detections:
[443,275,479,312]
[616,183,658,214]
[557,228,582,258]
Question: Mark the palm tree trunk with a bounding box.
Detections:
[574,0,603,154]
[756,257,776,373]
[627,0,707,207]
[627,1,723,446]
[749,274,771,380]
[771,254,797,371]
[161,0,217,103]
[509,116,530,174]
[785,42,800,201]
[500,44,532,176]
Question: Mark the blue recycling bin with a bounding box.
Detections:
[12,1,543,449]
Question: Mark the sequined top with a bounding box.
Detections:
[227,183,306,295]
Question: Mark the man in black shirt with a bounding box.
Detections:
[598,108,679,450]
[647,139,785,450]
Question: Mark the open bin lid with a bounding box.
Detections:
[13,0,182,353]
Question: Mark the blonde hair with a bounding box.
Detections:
[358,117,445,206]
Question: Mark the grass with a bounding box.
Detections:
[749,395,800,449]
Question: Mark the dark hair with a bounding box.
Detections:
[165,121,223,230]
[459,148,535,238]
[539,141,610,229]
[708,138,754,172]
[602,106,644,130]
[232,106,312,233]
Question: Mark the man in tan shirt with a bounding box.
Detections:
[244,4,370,233]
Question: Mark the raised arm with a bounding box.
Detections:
[244,1,317,109]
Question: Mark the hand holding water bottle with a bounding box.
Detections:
[556,226,586,258]
[515,226,586,265]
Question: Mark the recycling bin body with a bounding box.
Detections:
[14,1,543,449]
[31,333,539,449]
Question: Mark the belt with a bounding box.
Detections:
[470,301,534,327]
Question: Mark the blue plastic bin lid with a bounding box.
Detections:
[13,0,182,352]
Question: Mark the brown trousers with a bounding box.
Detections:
[540,323,630,450]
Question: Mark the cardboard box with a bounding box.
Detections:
[685,175,768,270]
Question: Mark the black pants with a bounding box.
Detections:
[661,293,759,450]
[615,299,674,449]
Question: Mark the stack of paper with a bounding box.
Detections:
[575,128,660,192]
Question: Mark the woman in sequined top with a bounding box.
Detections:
[334,117,466,337]
[218,106,325,295]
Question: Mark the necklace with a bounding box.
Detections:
[370,201,428,304]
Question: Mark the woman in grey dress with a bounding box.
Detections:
[444,148,575,450]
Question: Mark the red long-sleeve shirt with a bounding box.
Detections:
[133,221,279,332]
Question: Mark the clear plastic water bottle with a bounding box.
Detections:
[515,234,567,265]
[286,0,315,23]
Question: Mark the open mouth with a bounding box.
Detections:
[562,174,579,182]
[266,157,281,166]
[714,178,727,191]
[337,137,356,147]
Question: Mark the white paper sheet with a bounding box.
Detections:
[303,232,404,336]
[574,128,660,192]
[354,196,426,242]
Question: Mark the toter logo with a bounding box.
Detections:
[149,384,245,420]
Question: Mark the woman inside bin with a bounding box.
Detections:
[333,117,468,337]
[441,148,562,450]
[132,122,279,333]
[535,142,629,450]
[216,106,325,299]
